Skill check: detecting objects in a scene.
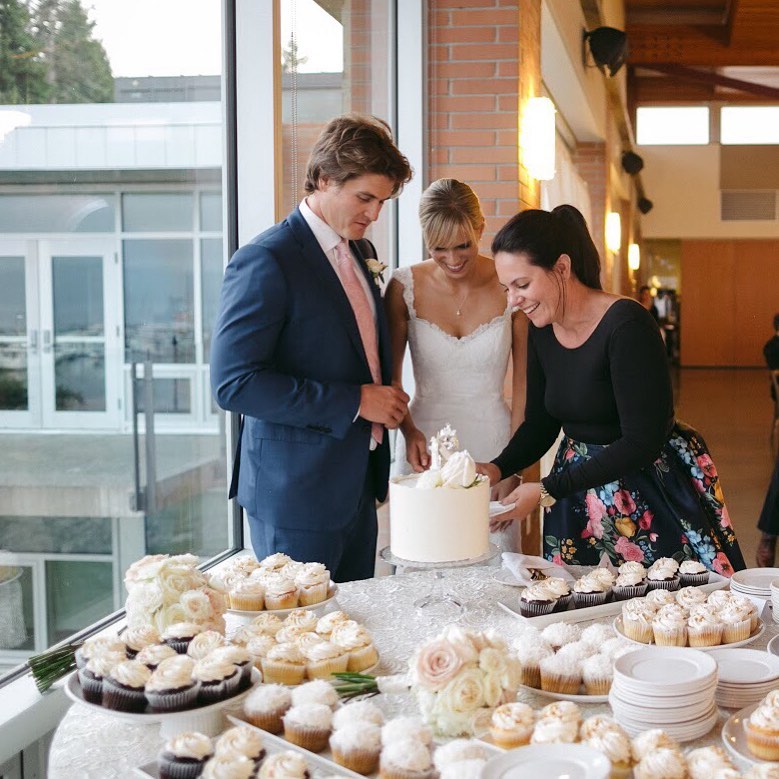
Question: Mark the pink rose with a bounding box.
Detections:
[697,454,717,479]
[586,493,606,522]
[719,505,732,529]
[649,532,658,542]
[412,639,464,691]
[614,536,644,562]
[585,516,604,540]
[614,490,636,516]
[638,510,653,530]
[552,554,563,565]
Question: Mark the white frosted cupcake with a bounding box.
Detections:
[102,659,151,712]
[630,728,680,762]
[259,552,293,571]
[75,635,127,669]
[263,576,299,610]
[518,581,558,617]
[258,750,309,779]
[284,609,320,632]
[294,563,330,606]
[555,640,598,662]
[332,700,384,729]
[214,725,266,765]
[329,722,381,774]
[679,559,709,586]
[380,737,434,779]
[229,579,265,611]
[580,623,615,649]
[582,724,632,778]
[581,653,613,695]
[633,747,686,779]
[291,678,339,708]
[588,568,617,590]
[432,739,487,771]
[301,640,349,679]
[145,660,199,712]
[540,622,581,650]
[687,604,723,647]
[489,702,535,748]
[572,573,610,608]
[208,645,254,688]
[381,716,433,747]
[580,715,621,741]
[539,654,581,695]
[186,631,228,661]
[244,634,277,665]
[243,683,291,733]
[685,745,736,779]
[719,601,752,643]
[438,760,486,779]
[613,569,648,601]
[652,604,688,646]
[122,626,160,659]
[644,588,676,607]
[158,731,214,779]
[282,702,333,752]
[530,715,579,744]
[514,641,553,688]
[646,558,680,592]
[315,610,350,638]
[78,650,126,703]
[675,586,708,610]
[261,642,306,685]
[330,620,378,672]
[202,754,257,778]
[621,599,657,643]
[249,612,283,636]
[192,656,240,704]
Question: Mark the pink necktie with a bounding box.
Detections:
[334,239,384,444]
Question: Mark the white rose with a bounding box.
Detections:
[168,553,199,568]
[124,555,168,590]
[481,668,503,708]
[416,469,443,489]
[203,586,228,616]
[158,566,199,604]
[479,647,507,680]
[180,589,213,623]
[125,581,163,620]
[205,615,226,634]
[437,667,485,714]
[153,603,188,632]
[481,629,508,652]
[441,626,480,663]
[440,450,478,489]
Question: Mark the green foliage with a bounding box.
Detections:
[0,0,113,105]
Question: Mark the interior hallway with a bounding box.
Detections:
[376,368,776,574]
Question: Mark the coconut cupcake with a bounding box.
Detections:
[145,659,199,712]
[540,622,580,650]
[437,760,486,779]
[380,737,434,779]
[580,623,615,649]
[244,634,278,667]
[301,640,349,679]
[283,702,333,752]
[633,747,687,779]
[263,576,299,610]
[646,558,680,592]
[294,563,331,606]
[243,683,291,733]
[78,650,126,703]
[489,702,536,748]
[261,642,307,685]
[746,694,779,760]
[158,731,214,779]
[581,653,613,695]
[102,659,152,712]
[161,622,204,654]
[330,722,381,774]
[122,626,161,659]
[539,653,581,695]
[330,620,378,672]
[514,640,553,688]
[652,604,688,646]
[332,700,385,729]
[381,716,433,747]
[679,559,709,586]
[291,679,339,708]
[214,725,266,766]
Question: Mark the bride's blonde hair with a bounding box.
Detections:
[419,179,484,252]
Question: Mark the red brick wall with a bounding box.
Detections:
[427,0,541,251]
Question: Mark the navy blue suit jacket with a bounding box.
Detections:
[210,208,392,532]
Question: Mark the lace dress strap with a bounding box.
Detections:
[392,265,417,318]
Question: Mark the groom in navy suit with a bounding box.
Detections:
[211,115,412,581]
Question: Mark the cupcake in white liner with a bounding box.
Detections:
[687,604,723,647]
[330,620,378,672]
[290,678,339,708]
[705,589,733,609]
[296,630,325,652]
[555,640,598,662]
[244,634,277,667]
[158,731,214,779]
[214,724,266,766]
[192,656,240,704]
[731,593,760,633]
[538,701,582,724]
[530,714,579,744]
[581,653,613,695]
[332,699,384,729]
[540,621,580,650]
[229,579,265,611]
[432,739,486,771]
[315,610,350,638]
[122,626,160,659]
[261,642,306,685]
[329,722,381,774]
[263,575,298,610]
[380,737,434,779]
[243,683,291,733]
[282,702,333,752]
[633,747,686,779]
[488,702,536,748]
[644,588,676,607]
[145,659,199,712]
[294,563,330,606]
[78,650,126,704]
[514,641,553,688]
[652,604,688,646]
[579,715,621,741]
[582,722,633,779]
[381,716,433,747]
[621,599,657,643]
[679,559,709,586]
[301,640,349,679]
[675,586,708,611]
[539,654,582,695]
[719,601,752,643]
[102,659,152,712]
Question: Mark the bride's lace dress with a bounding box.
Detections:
[390,266,517,553]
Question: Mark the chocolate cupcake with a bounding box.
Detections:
[158,732,214,779]
[78,650,126,704]
[214,725,266,767]
[161,622,204,654]
[136,643,179,671]
[75,635,126,670]
[122,626,160,659]
[192,656,241,705]
[145,659,199,712]
[102,659,151,712]
[679,559,709,587]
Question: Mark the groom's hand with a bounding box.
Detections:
[359,384,409,429]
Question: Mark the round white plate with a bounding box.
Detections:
[482,744,610,779]
[709,647,779,684]
[227,583,338,617]
[518,683,608,704]
[65,667,259,722]
[722,702,767,765]
[494,569,525,587]
[613,615,764,652]
[489,501,516,517]
[731,568,779,592]
[613,645,717,690]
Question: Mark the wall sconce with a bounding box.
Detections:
[628,243,640,271]
[637,197,654,214]
[605,212,622,252]
[583,27,628,77]
[521,96,556,181]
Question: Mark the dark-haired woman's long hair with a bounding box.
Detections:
[491,205,603,290]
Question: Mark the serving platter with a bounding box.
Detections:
[482,744,610,779]
[517,683,608,704]
[226,583,339,619]
[612,615,764,651]
[721,702,768,766]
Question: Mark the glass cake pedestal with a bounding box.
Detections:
[379,543,500,620]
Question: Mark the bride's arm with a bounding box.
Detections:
[384,277,429,471]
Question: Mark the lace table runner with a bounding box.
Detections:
[47,568,774,777]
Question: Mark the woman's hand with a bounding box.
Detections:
[489,475,521,532]
[404,426,430,472]
[475,461,502,486]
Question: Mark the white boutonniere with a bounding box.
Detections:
[365,258,387,285]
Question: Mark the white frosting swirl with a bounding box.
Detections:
[631,729,679,761]
[539,701,582,723]
[645,589,676,606]
[332,700,384,729]
[675,586,708,608]
[244,635,277,659]
[122,626,160,652]
[214,726,265,759]
[579,715,621,741]
[618,561,646,577]
[685,745,735,778]
[330,620,371,650]
[315,610,350,636]
[329,722,381,751]
[249,613,283,635]
[161,622,203,641]
[616,570,645,587]
[540,622,580,648]
[433,739,486,769]
[679,560,707,575]
[146,661,194,692]
[585,729,632,765]
[186,631,228,660]
[266,642,305,665]
[192,657,238,684]
[85,651,126,678]
[491,702,535,731]
[259,553,292,571]
[257,750,309,778]
[301,641,345,662]
[263,577,297,599]
[381,738,432,772]
[164,732,213,761]
[203,755,257,779]
[284,610,319,631]
[530,717,578,743]
[634,747,686,779]
[381,716,433,746]
[294,563,329,588]
[290,679,339,708]
[108,660,151,688]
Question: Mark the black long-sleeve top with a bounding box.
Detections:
[492,299,675,499]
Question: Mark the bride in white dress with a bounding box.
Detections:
[385,179,528,553]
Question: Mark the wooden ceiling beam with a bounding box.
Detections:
[639,63,779,99]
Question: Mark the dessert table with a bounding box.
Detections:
[47,567,776,777]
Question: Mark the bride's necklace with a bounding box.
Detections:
[454,287,471,317]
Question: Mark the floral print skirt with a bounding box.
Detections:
[543,422,746,576]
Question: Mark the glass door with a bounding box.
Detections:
[38,239,121,429]
[0,241,40,428]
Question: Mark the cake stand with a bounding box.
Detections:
[379,543,500,620]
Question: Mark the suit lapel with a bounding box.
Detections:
[287,210,370,370]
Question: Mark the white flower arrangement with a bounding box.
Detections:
[124,553,228,634]
[365,258,388,285]
[409,626,521,737]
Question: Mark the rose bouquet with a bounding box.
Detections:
[124,553,227,634]
[410,626,521,737]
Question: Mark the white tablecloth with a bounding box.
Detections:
[47,568,775,777]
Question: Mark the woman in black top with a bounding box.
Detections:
[478,205,745,574]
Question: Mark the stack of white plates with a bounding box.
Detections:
[709,647,779,708]
[609,647,718,742]
[730,568,779,613]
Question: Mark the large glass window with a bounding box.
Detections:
[721,106,779,145]
[636,106,710,145]
[0,0,233,677]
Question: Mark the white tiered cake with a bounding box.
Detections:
[389,426,490,564]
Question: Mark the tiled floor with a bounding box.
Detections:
[376,368,777,575]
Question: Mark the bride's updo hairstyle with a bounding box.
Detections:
[491,204,603,291]
[419,178,485,253]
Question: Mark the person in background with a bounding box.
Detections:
[637,284,659,324]
[477,205,745,575]
[385,179,528,552]
[764,312,779,398]
[210,114,413,581]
